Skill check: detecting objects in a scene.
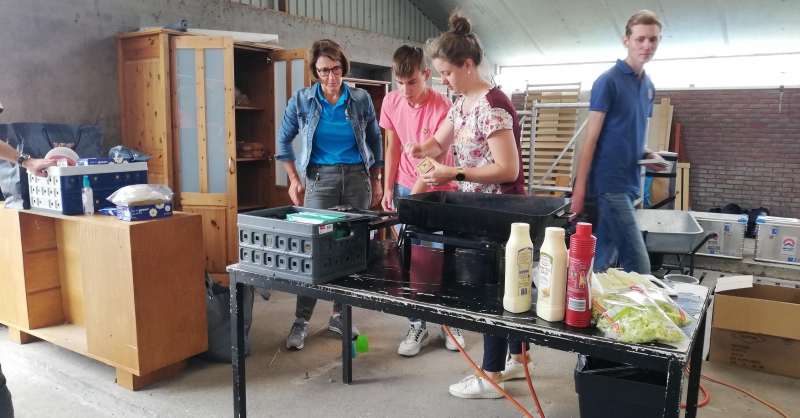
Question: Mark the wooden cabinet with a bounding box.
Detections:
[117,31,390,279]
[0,204,206,390]
[116,30,307,282]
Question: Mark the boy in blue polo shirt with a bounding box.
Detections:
[570,10,668,273]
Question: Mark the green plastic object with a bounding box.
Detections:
[355,334,369,353]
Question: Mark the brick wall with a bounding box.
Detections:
[655,88,800,217]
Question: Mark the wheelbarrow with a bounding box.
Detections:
[636,209,718,276]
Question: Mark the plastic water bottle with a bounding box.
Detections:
[81,175,94,215]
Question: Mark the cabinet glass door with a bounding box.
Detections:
[271,49,310,208]
[172,36,237,271]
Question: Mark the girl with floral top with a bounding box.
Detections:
[405,11,532,400]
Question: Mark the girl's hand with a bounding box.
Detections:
[419,159,457,187]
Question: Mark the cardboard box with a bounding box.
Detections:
[710,283,800,379]
[116,202,173,221]
[77,157,132,165]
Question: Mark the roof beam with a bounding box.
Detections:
[714,0,731,46]
[497,0,545,57]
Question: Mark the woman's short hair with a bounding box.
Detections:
[308,39,350,82]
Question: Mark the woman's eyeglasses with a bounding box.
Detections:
[316,66,343,77]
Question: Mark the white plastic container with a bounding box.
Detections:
[503,222,534,313]
[536,227,568,322]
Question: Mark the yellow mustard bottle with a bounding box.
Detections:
[536,227,568,322]
[503,222,533,313]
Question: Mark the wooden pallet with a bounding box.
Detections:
[522,83,581,192]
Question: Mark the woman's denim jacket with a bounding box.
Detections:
[276,83,384,179]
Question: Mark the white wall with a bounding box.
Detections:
[497,53,800,92]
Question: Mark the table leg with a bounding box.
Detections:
[443,232,455,255]
[685,312,707,418]
[402,231,412,272]
[341,304,353,384]
[231,279,247,418]
[663,360,684,418]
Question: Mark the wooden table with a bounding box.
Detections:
[0,204,208,390]
[228,241,711,418]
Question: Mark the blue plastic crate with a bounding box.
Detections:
[28,162,148,215]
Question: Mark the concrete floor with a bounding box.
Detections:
[1,271,798,418]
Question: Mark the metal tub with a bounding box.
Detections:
[636,209,705,254]
[690,211,747,259]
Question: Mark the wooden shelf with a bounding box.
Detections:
[235,106,265,111]
[238,204,268,211]
[26,324,89,357]
[236,157,267,162]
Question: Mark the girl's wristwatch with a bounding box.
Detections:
[455,168,466,181]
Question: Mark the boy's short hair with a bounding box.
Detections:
[625,10,662,36]
[392,45,427,78]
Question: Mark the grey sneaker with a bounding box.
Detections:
[328,314,360,338]
[286,318,308,350]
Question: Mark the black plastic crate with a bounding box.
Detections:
[237,206,371,285]
[574,355,667,418]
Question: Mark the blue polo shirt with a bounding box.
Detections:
[587,59,655,197]
[309,84,362,165]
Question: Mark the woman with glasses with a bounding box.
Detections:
[276,39,383,351]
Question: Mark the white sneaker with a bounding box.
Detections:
[448,375,504,399]
[398,322,429,356]
[500,354,534,382]
[441,326,465,351]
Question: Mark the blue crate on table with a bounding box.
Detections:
[27,162,148,215]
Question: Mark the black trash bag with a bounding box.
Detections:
[0,123,103,208]
[721,203,744,214]
[198,271,254,363]
[747,207,770,238]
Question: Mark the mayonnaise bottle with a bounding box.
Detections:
[536,227,568,322]
[503,223,533,313]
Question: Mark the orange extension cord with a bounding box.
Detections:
[682,364,791,418]
[443,326,545,418]
[443,325,789,418]
[404,234,786,418]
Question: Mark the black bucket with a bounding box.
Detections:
[396,191,571,246]
[574,355,667,418]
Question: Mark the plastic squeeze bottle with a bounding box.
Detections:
[503,222,534,313]
[81,175,94,215]
[536,227,568,322]
[565,222,596,328]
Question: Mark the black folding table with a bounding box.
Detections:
[229,241,711,418]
